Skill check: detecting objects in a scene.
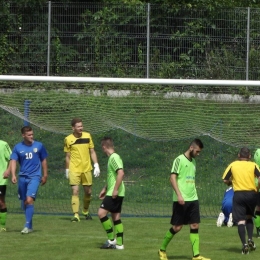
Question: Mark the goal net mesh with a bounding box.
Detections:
[0,81,258,217]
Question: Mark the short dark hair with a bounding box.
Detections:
[190,138,204,149]
[239,147,250,158]
[101,136,114,148]
[71,118,82,127]
[21,126,32,134]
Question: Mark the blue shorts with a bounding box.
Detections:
[18,176,41,201]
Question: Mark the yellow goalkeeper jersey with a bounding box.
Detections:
[64,132,94,173]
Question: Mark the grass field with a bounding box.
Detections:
[2,214,260,260]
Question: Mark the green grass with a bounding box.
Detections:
[1,214,260,260]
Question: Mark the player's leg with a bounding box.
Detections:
[98,196,116,249]
[82,171,92,220]
[246,192,257,251]
[233,192,250,254]
[0,185,7,231]
[222,201,233,227]
[189,201,211,260]
[21,177,40,234]
[69,172,81,222]
[111,196,124,249]
[159,202,184,260]
[254,194,260,238]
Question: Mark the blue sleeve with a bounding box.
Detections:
[39,143,48,161]
[10,145,19,161]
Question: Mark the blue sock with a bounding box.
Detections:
[25,204,34,229]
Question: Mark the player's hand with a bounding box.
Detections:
[177,194,185,205]
[3,170,10,179]
[65,169,69,179]
[93,163,100,177]
[112,190,118,199]
[99,189,106,200]
[11,176,17,184]
[41,176,47,186]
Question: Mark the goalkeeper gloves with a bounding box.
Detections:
[93,163,100,177]
[65,169,69,179]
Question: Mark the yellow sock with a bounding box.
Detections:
[71,195,79,214]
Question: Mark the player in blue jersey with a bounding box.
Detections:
[216,186,234,227]
[9,126,48,234]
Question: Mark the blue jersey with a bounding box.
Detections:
[222,186,234,206]
[10,141,48,177]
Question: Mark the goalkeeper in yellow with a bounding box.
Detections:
[64,118,100,222]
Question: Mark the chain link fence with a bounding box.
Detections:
[1,2,260,79]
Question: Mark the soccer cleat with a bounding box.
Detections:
[256,227,260,238]
[216,212,225,227]
[192,256,211,260]
[82,211,93,220]
[71,214,80,222]
[158,250,168,260]
[227,213,233,227]
[100,239,116,249]
[116,244,124,250]
[0,227,6,232]
[248,239,256,251]
[21,227,33,234]
[242,244,249,254]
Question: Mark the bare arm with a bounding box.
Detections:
[10,160,17,184]
[3,161,11,179]
[90,148,98,164]
[112,169,124,199]
[170,173,184,205]
[41,158,48,185]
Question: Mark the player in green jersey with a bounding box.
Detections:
[0,140,12,231]
[253,148,260,238]
[98,137,125,250]
[158,138,211,260]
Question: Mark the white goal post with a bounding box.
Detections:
[1,75,260,86]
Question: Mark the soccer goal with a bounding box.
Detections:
[1,75,260,218]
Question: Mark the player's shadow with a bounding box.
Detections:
[219,247,241,253]
[167,254,190,259]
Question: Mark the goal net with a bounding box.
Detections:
[0,76,259,217]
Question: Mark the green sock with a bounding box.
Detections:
[100,216,114,240]
[160,228,175,251]
[254,212,260,228]
[190,229,200,257]
[0,208,7,227]
[114,219,124,246]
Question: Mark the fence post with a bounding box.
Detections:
[47,1,52,76]
[146,3,150,78]
[24,100,31,126]
[246,7,250,81]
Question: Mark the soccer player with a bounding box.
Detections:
[64,118,100,222]
[222,147,260,254]
[9,126,48,234]
[98,137,125,250]
[0,140,12,231]
[253,148,260,238]
[158,138,211,260]
[216,186,234,227]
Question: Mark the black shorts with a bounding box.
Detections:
[170,200,200,225]
[0,185,7,197]
[232,191,257,223]
[257,192,260,207]
[100,196,124,213]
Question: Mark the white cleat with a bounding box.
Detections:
[216,212,225,227]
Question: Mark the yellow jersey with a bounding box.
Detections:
[64,132,94,172]
[222,160,260,192]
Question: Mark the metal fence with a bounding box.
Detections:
[1,2,260,80]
